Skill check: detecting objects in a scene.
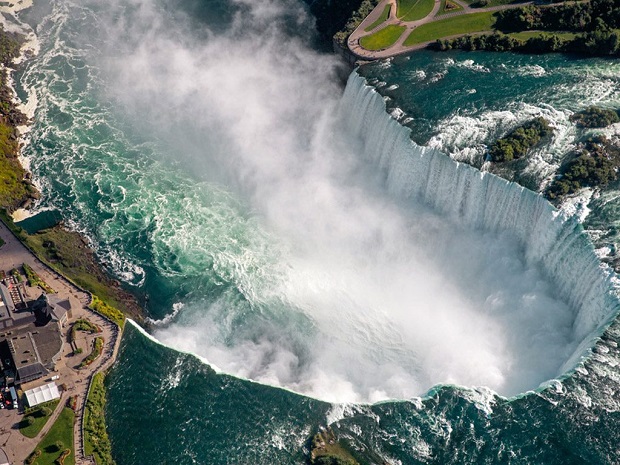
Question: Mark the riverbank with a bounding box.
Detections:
[0,220,121,465]
[0,10,145,465]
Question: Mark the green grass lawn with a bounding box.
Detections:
[20,400,60,438]
[28,407,75,465]
[364,4,392,31]
[437,0,463,15]
[360,24,407,50]
[403,11,497,45]
[397,0,435,21]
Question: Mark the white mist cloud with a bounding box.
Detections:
[91,0,580,402]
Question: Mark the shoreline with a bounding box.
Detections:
[0,219,122,465]
[0,4,145,464]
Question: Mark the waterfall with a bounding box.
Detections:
[340,71,620,374]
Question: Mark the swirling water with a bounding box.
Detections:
[9,0,620,462]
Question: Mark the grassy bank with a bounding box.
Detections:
[0,211,141,323]
[84,373,116,465]
[404,11,497,45]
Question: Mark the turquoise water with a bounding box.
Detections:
[9,0,620,462]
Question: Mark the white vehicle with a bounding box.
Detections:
[8,386,17,409]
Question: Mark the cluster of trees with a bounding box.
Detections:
[546,136,620,200]
[570,106,620,128]
[437,33,522,52]
[310,0,373,43]
[489,117,553,162]
[333,0,380,46]
[495,0,620,33]
[436,32,574,54]
[494,0,620,55]
[439,0,620,56]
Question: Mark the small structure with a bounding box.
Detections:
[32,294,74,328]
[24,381,60,407]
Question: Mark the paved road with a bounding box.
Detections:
[0,221,121,465]
[348,0,543,59]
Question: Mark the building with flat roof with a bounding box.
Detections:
[0,290,73,386]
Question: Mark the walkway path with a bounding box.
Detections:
[0,221,122,465]
[348,0,542,59]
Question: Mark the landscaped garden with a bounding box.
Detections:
[20,400,60,438]
[25,407,75,465]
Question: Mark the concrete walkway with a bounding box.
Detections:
[0,221,122,465]
[348,0,546,59]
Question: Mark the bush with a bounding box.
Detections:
[489,117,553,162]
[22,262,55,293]
[570,106,620,128]
[546,136,620,199]
[53,440,64,452]
[24,416,35,426]
[55,448,71,465]
[90,295,125,328]
[79,336,104,368]
[40,406,52,417]
[25,449,41,465]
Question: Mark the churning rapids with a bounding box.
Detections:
[14,0,620,405]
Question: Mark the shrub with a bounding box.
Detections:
[79,336,104,368]
[570,106,620,128]
[90,295,125,328]
[25,449,41,465]
[546,136,620,199]
[55,448,71,465]
[489,117,553,162]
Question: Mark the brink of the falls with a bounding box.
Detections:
[340,71,620,385]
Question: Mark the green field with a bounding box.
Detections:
[397,0,435,21]
[20,400,60,438]
[360,24,406,50]
[28,407,75,465]
[403,11,497,45]
[365,4,392,31]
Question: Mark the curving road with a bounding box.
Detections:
[348,0,539,60]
